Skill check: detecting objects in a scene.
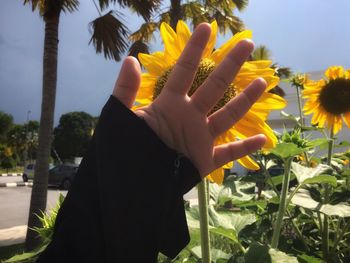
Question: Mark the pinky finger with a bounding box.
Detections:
[213,134,266,169]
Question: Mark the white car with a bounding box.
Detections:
[22,163,54,182]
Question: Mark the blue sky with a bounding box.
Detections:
[1,0,349,124]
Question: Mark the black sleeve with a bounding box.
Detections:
[36,96,201,263]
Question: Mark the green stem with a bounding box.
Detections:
[322,127,334,260]
[271,158,293,248]
[331,219,350,256]
[295,86,311,167]
[197,179,211,263]
[296,86,304,127]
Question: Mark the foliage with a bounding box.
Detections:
[0,111,14,144]
[4,194,65,263]
[53,111,95,160]
[129,0,248,59]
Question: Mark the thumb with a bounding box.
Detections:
[113,56,141,108]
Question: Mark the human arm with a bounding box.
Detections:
[37,23,267,263]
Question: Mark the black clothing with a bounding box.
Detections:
[37,96,201,263]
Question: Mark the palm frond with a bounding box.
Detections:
[98,0,161,20]
[23,0,41,11]
[231,0,249,11]
[182,2,210,27]
[273,64,293,79]
[23,0,78,16]
[213,11,245,35]
[252,45,272,60]
[128,40,149,60]
[89,11,129,61]
[129,22,158,43]
[269,86,286,97]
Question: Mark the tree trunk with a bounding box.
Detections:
[25,15,59,251]
[170,0,182,30]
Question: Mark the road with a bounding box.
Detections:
[0,186,67,230]
[0,176,23,184]
[0,177,197,230]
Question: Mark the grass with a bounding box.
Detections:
[0,167,23,174]
[0,243,25,262]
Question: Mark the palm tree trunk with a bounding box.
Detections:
[25,15,59,251]
[170,0,182,30]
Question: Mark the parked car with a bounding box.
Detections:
[22,163,35,182]
[23,163,55,182]
[23,163,77,190]
[48,164,78,190]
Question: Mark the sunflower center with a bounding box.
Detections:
[319,78,350,114]
[153,58,236,114]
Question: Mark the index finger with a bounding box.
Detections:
[162,23,211,96]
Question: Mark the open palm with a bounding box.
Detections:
[113,23,267,178]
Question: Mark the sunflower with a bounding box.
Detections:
[135,21,286,184]
[303,66,350,135]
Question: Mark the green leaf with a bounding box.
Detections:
[307,138,329,148]
[267,173,296,186]
[270,143,305,159]
[4,243,48,262]
[291,162,333,184]
[303,175,337,187]
[244,242,298,263]
[186,207,200,229]
[209,227,239,243]
[292,189,350,217]
[280,111,300,123]
[208,206,256,233]
[191,246,231,261]
[297,254,325,263]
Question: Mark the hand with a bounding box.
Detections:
[113,23,267,178]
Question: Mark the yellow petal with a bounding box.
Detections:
[202,20,218,58]
[176,20,191,53]
[253,93,287,110]
[332,115,343,134]
[223,161,233,169]
[234,69,279,92]
[210,30,252,64]
[325,66,345,80]
[243,60,273,69]
[160,22,181,60]
[138,52,168,76]
[207,168,224,184]
[135,73,156,102]
[237,155,260,170]
[343,112,350,129]
[233,112,277,149]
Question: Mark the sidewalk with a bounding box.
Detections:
[0,225,27,247]
[0,197,199,248]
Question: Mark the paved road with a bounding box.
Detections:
[0,185,197,231]
[0,176,23,184]
[0,187,67,230]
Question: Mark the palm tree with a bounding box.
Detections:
[23,0,160,250]
[129,0,248,58]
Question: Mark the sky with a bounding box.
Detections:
[1,0,350,125]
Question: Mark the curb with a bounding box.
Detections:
[0,173,22,177]
[0,182,33,188]
[0,225,27,247]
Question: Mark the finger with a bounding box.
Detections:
[113,56,141,108]
[208,78,267,138]
[191,39,254,114]
[163,23,211,96]
[212,134,266,170]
